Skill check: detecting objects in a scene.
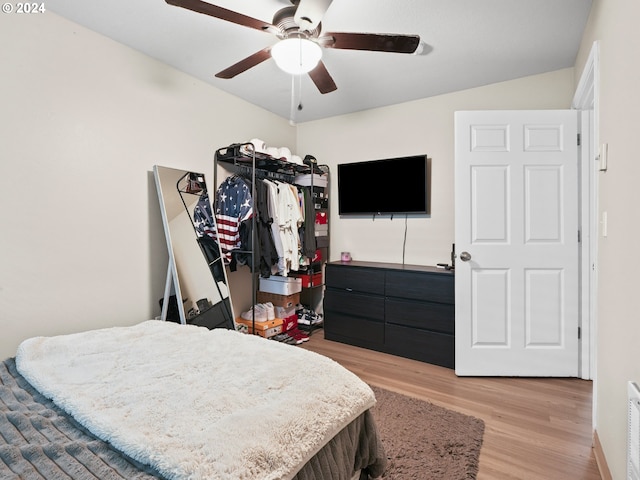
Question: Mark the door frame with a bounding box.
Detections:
[572,41,600,382]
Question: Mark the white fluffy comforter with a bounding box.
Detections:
[16,320,376,480]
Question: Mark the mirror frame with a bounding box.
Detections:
[153,165,234,330]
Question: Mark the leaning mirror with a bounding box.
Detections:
[153,165,234,330]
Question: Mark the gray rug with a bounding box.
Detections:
[370,385,485,480]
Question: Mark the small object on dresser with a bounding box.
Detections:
[341,252,352,262]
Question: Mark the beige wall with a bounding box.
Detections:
[573,0,640,477]
[296,69,575,266]
[0,12,295,359]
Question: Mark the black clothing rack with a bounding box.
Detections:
[213,142,329,336]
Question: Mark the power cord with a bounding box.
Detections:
[402,214,408,265]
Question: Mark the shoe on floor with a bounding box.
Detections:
[288,327,310,343]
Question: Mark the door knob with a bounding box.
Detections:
[459,251,472,262]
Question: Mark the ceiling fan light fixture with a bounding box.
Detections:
[271,37,322,75]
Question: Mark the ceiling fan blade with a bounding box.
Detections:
[308,61,337,94]
[215,47,272,79]
[165,0,274,32]
[321,32,420,54]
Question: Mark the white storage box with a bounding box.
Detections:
[259,276,302,295]
[294,174,328,188]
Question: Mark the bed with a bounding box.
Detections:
[1,320,386,479]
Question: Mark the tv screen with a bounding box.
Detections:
[337,155,429,215]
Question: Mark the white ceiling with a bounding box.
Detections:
[48,0,593,123]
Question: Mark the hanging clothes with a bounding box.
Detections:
[264,179,286,275]
[197,235,226,283]
[300,186,317,259]
[214,176,253,264]
[191,191,226,282]
[193,192,217,239]
[273,180,303,275]
[230,178,280,276]
[254,178,279,277]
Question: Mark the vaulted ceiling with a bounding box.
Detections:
[48,0,593,123]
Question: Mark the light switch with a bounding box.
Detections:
[599,143,608,171]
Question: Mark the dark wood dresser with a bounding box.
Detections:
[323,261,455,368]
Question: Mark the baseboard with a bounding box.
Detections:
[593,429,613,480]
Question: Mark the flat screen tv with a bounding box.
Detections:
[337,155,429,215]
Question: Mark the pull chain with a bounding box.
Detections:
[289,74,304,126]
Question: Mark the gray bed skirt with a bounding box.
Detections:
[1,358,386,479]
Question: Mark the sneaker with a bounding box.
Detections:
[298,311,322,326]
[288,327,310,343]
[270,333,297,345]
[262,302,275,321]
[240,304,267,322]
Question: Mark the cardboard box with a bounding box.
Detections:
[257,291,300,309]
[259,276,302,295]
[235,317,283,338]
[281,314,298,333]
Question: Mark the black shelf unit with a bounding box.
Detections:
[213,143,329,335]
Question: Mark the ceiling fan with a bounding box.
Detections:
[164,0,421,94]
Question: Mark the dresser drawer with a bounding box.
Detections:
[324,311,385,348]
[385,324,454,368]
[385,271,454,304]
[324,289,385,322]
[385,298,454,334]
[325,264,385,296]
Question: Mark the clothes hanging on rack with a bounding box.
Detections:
[214,171,318,278]
[300,186,317,259]
[214,176,254,263]
[264,179,286,275]
[254,178,279,277]
[229,178,279,277]
[266,180,303,276]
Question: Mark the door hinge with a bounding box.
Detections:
[578,326,582,339]
[577,133,581,146]
[578,230,581,243]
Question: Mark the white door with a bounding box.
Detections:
[454,110,580,376]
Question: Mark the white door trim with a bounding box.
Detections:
[572,40,600,382]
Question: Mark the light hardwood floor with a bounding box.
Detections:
[302,331,601,480]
